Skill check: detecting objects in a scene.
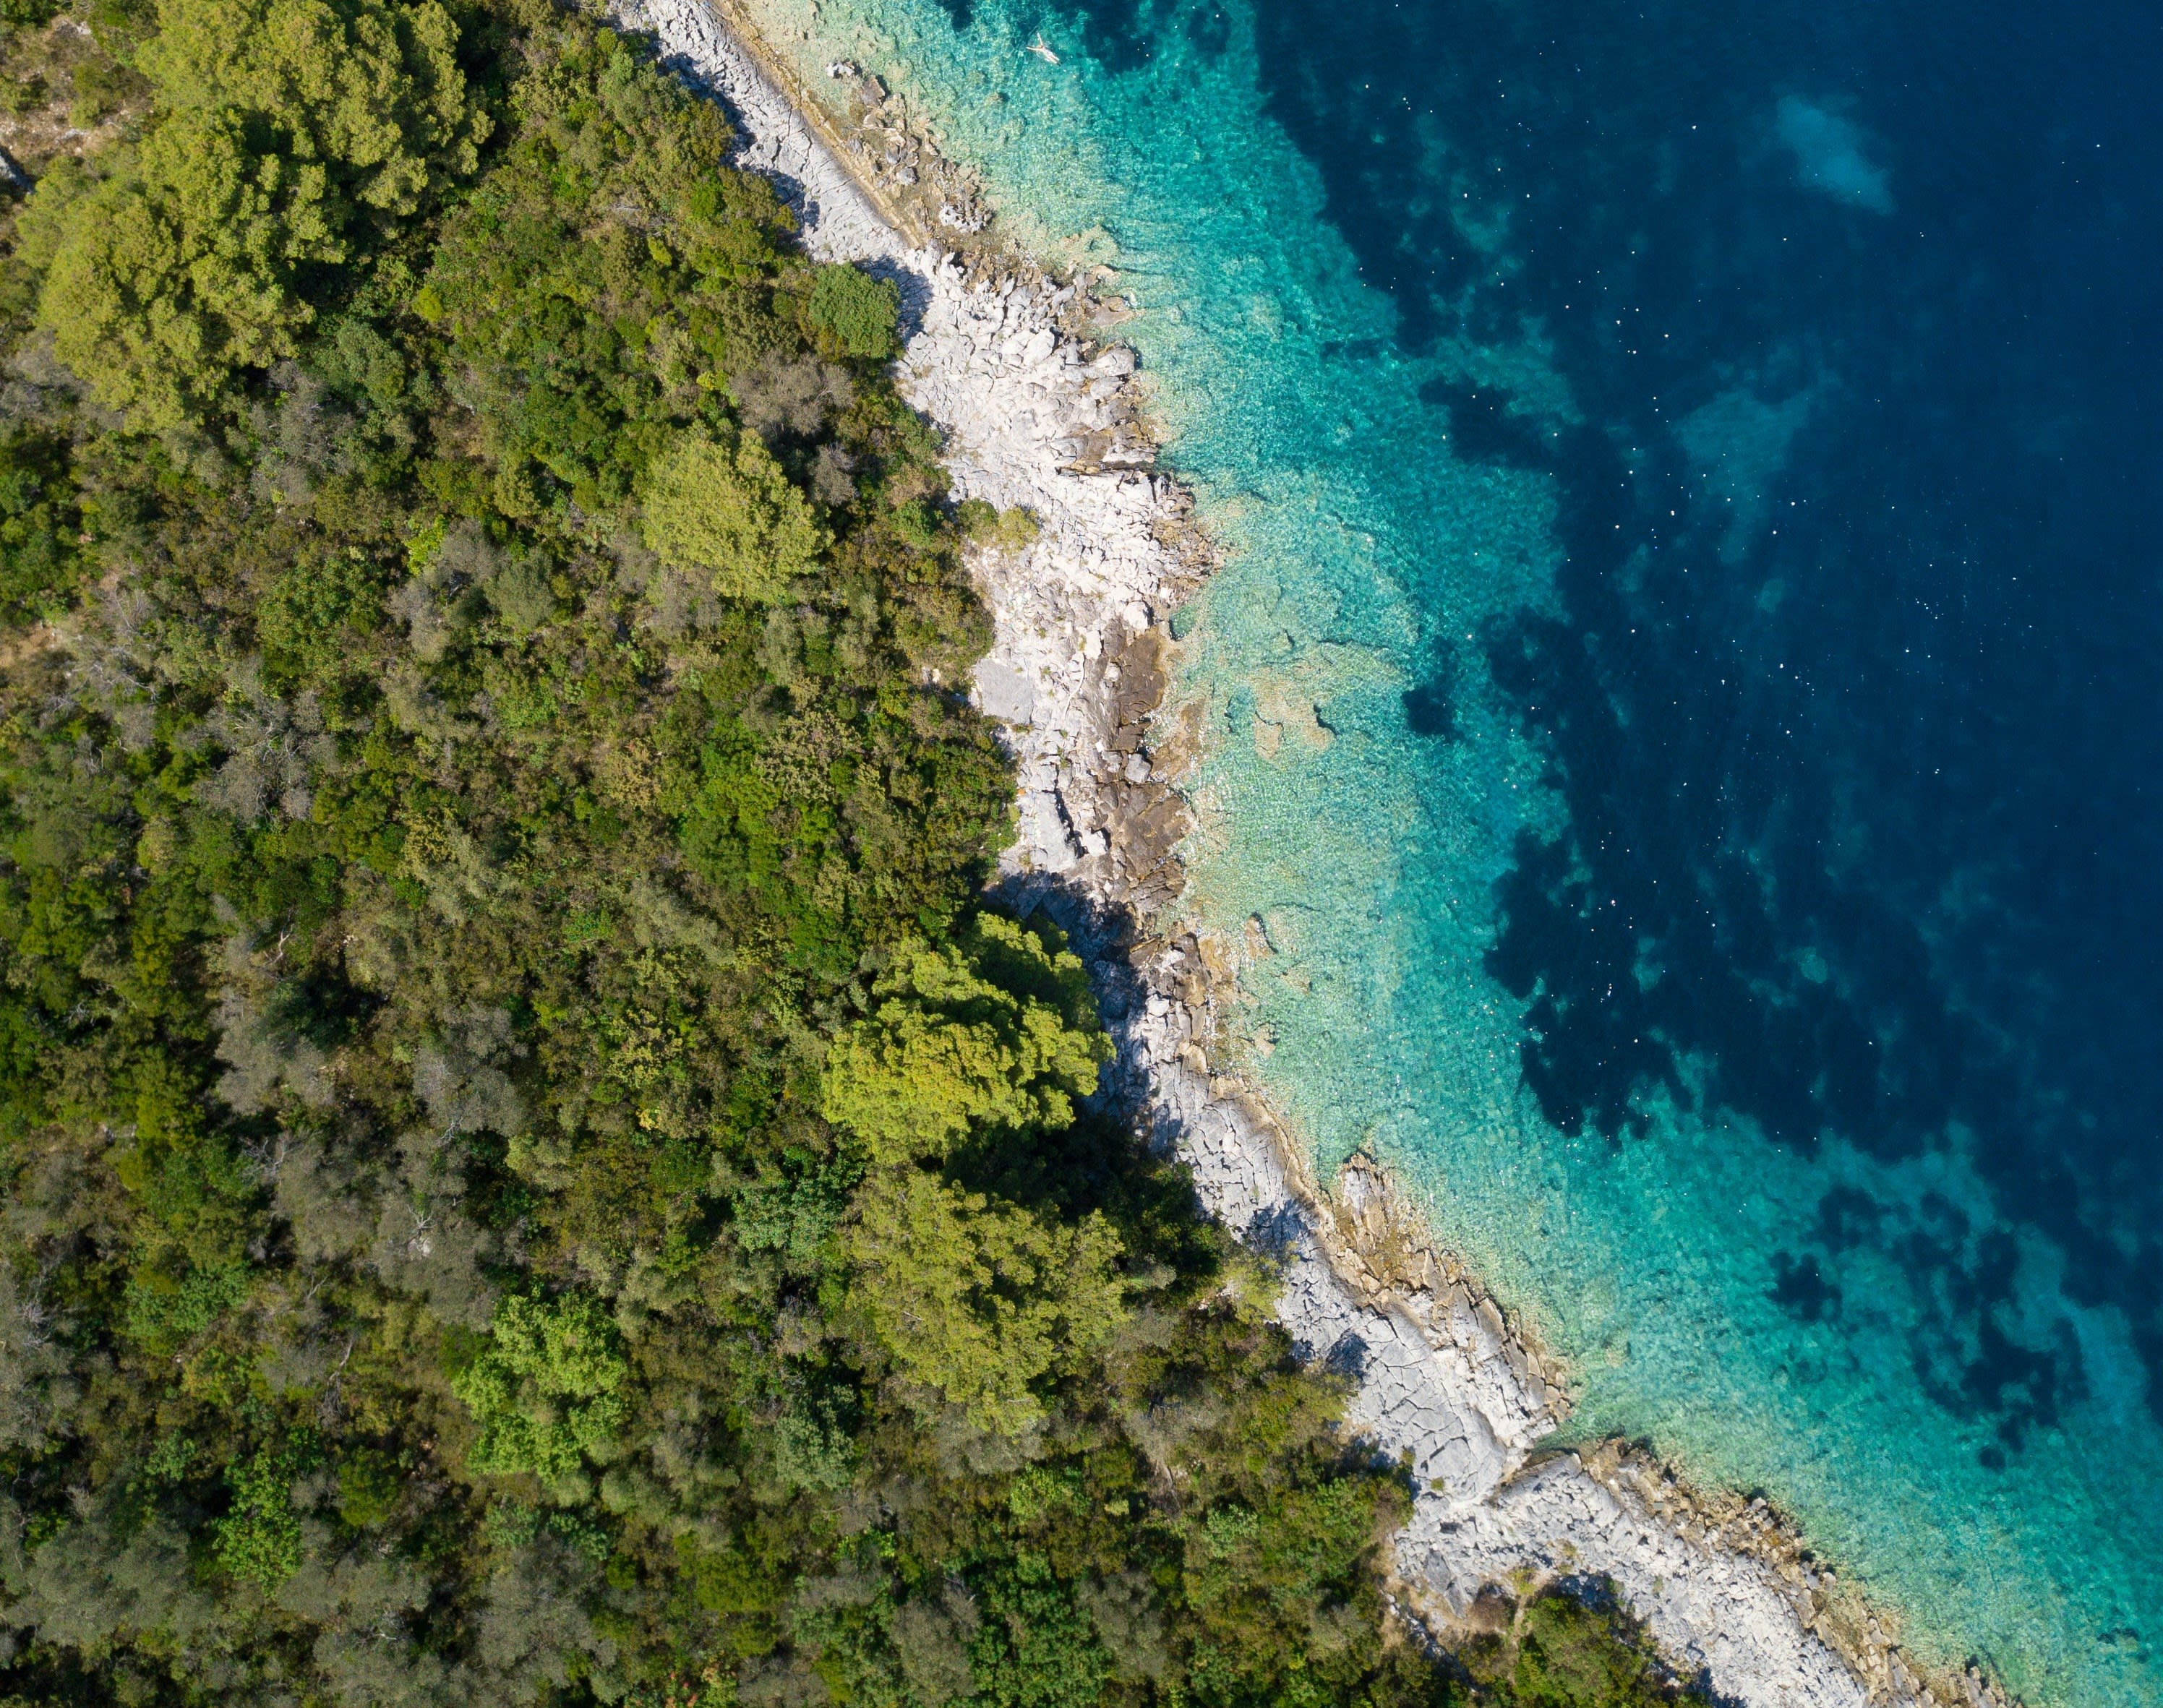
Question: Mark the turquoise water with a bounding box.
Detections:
[711,0,2163,1699]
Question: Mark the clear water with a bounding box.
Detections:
[719,0,2163,1699]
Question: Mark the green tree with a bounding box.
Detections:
[828,916,1124,1438]
[639,426,829,601]
[0,426,83,623]
[33,0,486,425]
[138,0,484,216]
[214,1438,314,1589]
[844,1164,1126,1435]
[821,913,1110,1166]
[36,111,338,425]
[808,260,899,359]
[452,1291,629,1496]
[1502,1592,1685,1708]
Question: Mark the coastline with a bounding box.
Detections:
[614,7,2010,1705]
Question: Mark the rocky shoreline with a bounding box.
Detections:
[614,7,2009,1705]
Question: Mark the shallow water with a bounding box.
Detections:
[718,0,2163,1698]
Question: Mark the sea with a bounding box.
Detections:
[723,0,2163,1698]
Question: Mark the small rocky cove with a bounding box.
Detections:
[611,6,2015,1704]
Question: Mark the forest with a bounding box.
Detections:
[0,0,1702,1702]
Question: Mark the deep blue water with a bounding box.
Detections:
[733,0,2163,1694]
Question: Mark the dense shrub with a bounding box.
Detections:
[810,259,901,359]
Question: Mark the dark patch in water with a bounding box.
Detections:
[1401,639,1460,739]
[1897,1213,2083,1454]
[1812,1185,1883,1253]
[1319,337,1389,362]
[1770,1251,1841,1323]
[1417,378,1551,470]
